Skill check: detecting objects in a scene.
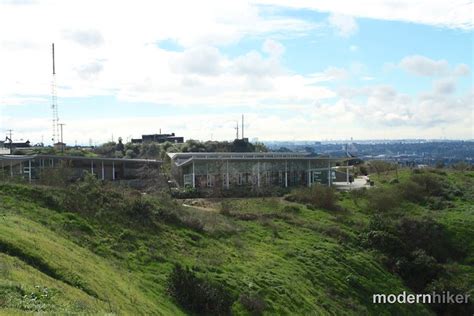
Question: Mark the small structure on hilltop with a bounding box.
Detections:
[132,133,184,144]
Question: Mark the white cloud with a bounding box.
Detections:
[349,45,358,52]
[433,78,456,94]
[399,55,449,76]
[170,46,224,76]
[335,84,473,132]
[399,55,472,78]
[322,67,349,80]
[0,0,471,142]
[262,39,285,58]
[328,14,358,37]
[453,63,471,76]
[63,29,104,48]
[256,0,473,30]
[75,61,104,80]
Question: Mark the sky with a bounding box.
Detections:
[0,0,472,145]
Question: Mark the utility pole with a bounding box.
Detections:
[242,114,244,139]
[58,123,65,144]
[51,43,60,144]
[58,123,65,152]
[235,121,239,140]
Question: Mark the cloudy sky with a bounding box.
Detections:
[0,0,472,145]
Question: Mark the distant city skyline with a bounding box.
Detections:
[0,0,472,144]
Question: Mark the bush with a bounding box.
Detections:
[219,200,233,216]
[282,205,300,214]
[411,173,444,197]
[171,187,202,199]
[396,250,442,292]
[239,293,267,315]
[286,185,340,211]
[396,217,464,262]
[362,215,465,294]
[127,197,155,224]
[427,277,474,315]
[397,180,426,203]
[366,188,400,212]
[167,264,234,315]
[362,230,405,258]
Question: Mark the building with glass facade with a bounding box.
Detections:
[168,152,350,190]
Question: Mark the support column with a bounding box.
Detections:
[307,160,311,187]
[257,161,260,188]
[28,159,32,183]
[328,161,332,187]
[112,161,116,180]
[346,161,349,184]
[226,160,229,189]
[285,160,288,188]
[192,161,196,188]
[101,161,105,180]
[91,161,94,175]
[206,163,209,187]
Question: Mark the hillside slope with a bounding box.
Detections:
[0,169,472,315]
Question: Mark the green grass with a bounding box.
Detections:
[0,168,472,314]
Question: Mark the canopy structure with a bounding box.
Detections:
[0,154,161,182]
[168,152,351,189]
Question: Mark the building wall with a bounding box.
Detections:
[0,156,160,183]
[179,159,335,189]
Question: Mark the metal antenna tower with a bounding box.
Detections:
[51,43,60,144]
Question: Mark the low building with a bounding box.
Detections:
[3,140,31,149]
[168,152,351,190]
[131,133,184,144]
[0,154,161,183]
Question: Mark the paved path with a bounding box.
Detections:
[333,176,371,191]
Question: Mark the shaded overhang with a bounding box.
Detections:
[0,154,162,165]
[167,152,350,167]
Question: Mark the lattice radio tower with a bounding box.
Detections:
[51,43,60,144]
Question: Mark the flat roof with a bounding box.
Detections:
[168,152,349,167]
[0,154,161,164]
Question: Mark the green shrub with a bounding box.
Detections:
[427,277,474,315]
[219,200,234,216]
[366,187,400,212]
[411,173,444,197]
[239,293,267,315]
[127,196,155,224]
[362,230,405,258]
[396,250,442,292]
[282,205,300,214]
[396,217,464,262]
[397,180,426,203]
[171,187,202,199]
[167,264,234,315]
[286,185,340,211]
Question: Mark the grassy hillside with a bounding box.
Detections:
[0,168,472,315]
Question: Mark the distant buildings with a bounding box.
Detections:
[131,133,184,144]
[3,140,31,149]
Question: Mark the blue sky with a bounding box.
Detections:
[0,0,472,144]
